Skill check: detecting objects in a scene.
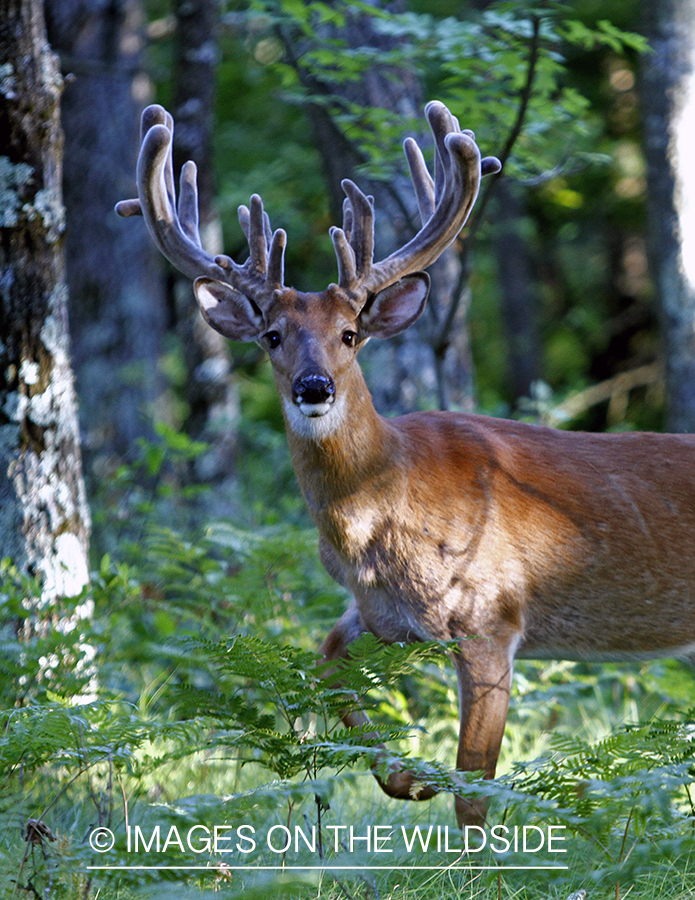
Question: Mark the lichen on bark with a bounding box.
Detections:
[0,0,90,608]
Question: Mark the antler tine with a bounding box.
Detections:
[328,100,501,306]
[342,195,354,241]
[238,196,269,274]
[234,194,286,294]
[329,181,377,303]
[330,226,357,291]
[431,105,450,208]
[430,103,463,207]
[342,180,375,277]
[404,137,435,225]
[178,161,201,246]
[116,104,286,309]
[266,227,287,288]
[115,104,228,284]
[157,106,177,215]
[141,103,172,144]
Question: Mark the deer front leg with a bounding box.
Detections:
[320,601,438,802]
[451,635,517,827]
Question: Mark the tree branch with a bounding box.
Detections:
[471,14,542,234]
[432,14,543,366]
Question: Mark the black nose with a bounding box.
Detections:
[293,373,335,405]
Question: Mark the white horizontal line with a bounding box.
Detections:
[87,865,569,871]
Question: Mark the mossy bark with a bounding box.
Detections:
[0,0,90,603]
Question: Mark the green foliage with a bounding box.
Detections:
[0,563,94,706]
[245,0,646,183]
[504,718,695,888]
[4,430,695,898]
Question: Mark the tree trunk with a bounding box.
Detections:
[0,0,90,603]
[641,0,695,432]
[494,180,541,404]
[171,0,240,484]
[45,0,167,462]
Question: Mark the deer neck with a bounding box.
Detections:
[282,364,405,535]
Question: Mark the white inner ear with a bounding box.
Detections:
[194,277,263,341]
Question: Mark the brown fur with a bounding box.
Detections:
[282,322,695,824]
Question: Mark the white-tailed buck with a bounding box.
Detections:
[117,102,695,827]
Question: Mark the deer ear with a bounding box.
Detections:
[194,277,263,342]
[359,273,430,339]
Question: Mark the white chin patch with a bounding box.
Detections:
[283,395,345,439]
[298,401,333,417]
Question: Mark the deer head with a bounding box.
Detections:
[116,102,500,439]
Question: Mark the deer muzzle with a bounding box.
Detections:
[292,373,336,417]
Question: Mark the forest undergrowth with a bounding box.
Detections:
[3,425,695,900]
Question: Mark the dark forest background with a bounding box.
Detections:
[4,2,695,898]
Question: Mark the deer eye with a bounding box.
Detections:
[264,330,282,349]
[342,331,357,348]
